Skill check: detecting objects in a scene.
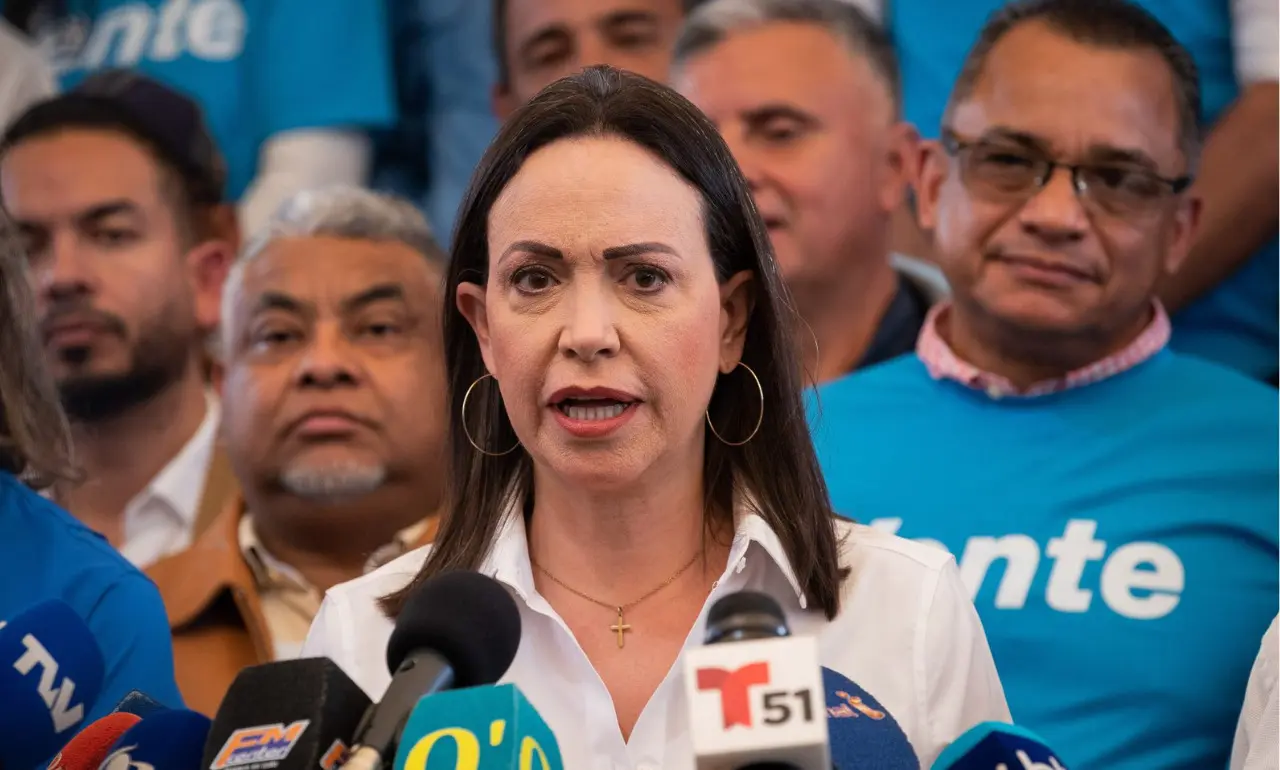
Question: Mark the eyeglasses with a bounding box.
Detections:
[940,130,1192,217]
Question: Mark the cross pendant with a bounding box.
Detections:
[609,606,632,649]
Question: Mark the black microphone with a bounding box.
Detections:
[201,657,370,770]
[704,591,791,644]
[341,570,523,770]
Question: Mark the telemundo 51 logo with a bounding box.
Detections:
[393,684,563,770]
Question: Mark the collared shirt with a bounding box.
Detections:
[303,496,1010,769]
[1231,616,1279,770]
[241,514,433,661]
[858,272,935,371]
[117,394,220,568]
[916,301,1172,399]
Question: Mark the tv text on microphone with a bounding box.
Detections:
[684,591,829,769]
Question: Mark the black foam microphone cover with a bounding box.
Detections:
[202,657,371,770]
[705,590,790,645]
[385,569,522,685]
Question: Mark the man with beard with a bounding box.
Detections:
[146,187,448,715]
[0,71,239,567]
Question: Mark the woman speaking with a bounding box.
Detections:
[303,67,1008,768]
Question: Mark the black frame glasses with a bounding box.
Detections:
[940,129,1193,216]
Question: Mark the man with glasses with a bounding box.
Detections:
[808,2,1278,767]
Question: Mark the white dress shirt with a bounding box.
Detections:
[303,497,1010,769]
[1231,616,1279,770]
[118,396,220,568]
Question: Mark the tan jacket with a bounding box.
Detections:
[147,481,437,716]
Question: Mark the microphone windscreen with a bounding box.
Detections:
[45,713,140,770]
[0,600,107,769]
[101,709,211,770]
[930,721,1067,770]
[109,691,167,718]
[392,683,563,770]
[386,571,521,687]
[203,657,370,770]
[704,591,789,644]
[821,668,918,770]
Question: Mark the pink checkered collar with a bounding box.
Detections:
[916,300,1171,399]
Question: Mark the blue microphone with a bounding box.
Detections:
[99,708,212,770]
[0,600,106,769]
[820,668,919,770]
[930,722,1068,770]
[108,691,168,718]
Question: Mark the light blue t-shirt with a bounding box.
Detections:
[888,0,1278,381]
[25,0,396,201]
[0,471,182,719]
[808,352,1279,769]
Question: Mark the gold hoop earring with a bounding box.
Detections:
[461,374,521,456]
[706,362,764,447]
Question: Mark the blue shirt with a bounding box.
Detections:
[28,0,396,201]
[809,352,1279,769]
[372,0,498,245]
[0,471,182,719]
[888,0,1278,381]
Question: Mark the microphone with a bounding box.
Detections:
[0,600,107,770]
[202,657,371,770]
[108,691,167,718]
[343,571,523,770]
[99,709,211,770]
[44,714,140,770]
[930,722,1068,770]
[392,683,562,770]
[820,668,917,770]
[683,592,830,770]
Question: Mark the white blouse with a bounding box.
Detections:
[302,504,1010,769]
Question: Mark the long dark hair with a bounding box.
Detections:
[0,212,76,489]
[382,66,844,619]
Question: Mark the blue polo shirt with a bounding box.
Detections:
[0,471,182,719]
[889,0,1278,381]
[23,0,396,201]
[808,351,1278,768]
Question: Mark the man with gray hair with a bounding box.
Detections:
[146,186,450,715]
[674,0,946,383]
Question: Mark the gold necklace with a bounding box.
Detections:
[530,549,702,649]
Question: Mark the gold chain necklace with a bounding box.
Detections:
[530,549,702,649]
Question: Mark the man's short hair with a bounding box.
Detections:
[492,0,705,89]
[0,70,227,241]
[672,0,900,115]
[944,0,1202,169]
[220,186,445,359]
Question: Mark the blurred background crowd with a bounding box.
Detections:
[0,0,1275,768]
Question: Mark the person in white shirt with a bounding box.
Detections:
[303,65,1009,769]
[1231,616,1279,770]
[0,71,238,567]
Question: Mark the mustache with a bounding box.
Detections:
[40,304,128,339]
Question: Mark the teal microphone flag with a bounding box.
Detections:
[393,683,562,770]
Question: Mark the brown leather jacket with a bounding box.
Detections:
[147,479,437,716]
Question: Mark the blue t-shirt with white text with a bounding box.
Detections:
[0,471,182,720]
[24,0,396,200]
[808,352,1279,769]
[888,0,1278,381]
